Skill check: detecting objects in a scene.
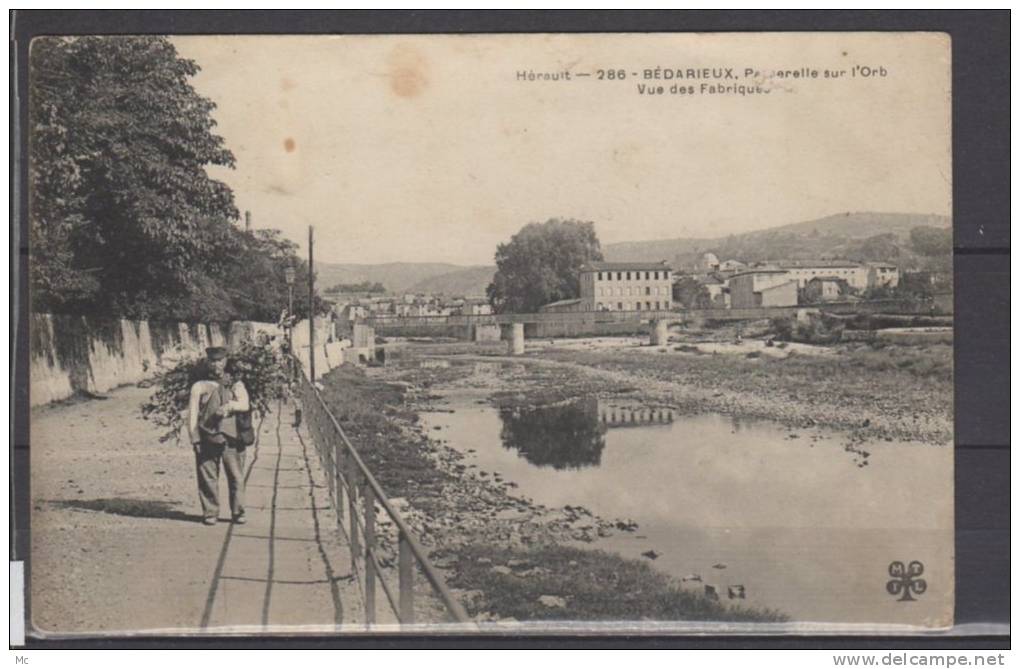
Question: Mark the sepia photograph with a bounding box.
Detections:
[24,30,954,637]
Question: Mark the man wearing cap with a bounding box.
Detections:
[187,346,250,526]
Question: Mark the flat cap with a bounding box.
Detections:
[205,346,228,360]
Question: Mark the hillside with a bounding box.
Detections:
[315,212,949,296]
[314,262,466,295]
[405,265,496,297]
[603,212,951,269]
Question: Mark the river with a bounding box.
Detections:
[417,360,953,626]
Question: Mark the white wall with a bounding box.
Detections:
[29,314,281,406]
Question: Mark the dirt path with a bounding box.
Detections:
[30,385,365,636]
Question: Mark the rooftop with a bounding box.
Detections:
[581,261,671,272]
[540,298,583,309]
[728,268,790,278]
[775,259,863,269]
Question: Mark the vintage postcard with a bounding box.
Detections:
[26,32,953,636]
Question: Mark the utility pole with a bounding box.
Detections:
[308,225,315,384]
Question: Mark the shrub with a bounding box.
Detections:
[774,313,844,345]
[141,339,290,442]
[769,317,794,341]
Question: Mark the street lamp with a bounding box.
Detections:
[283,265,296,354]
[284,265,296,316]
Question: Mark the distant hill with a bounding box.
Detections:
[603,212,951,270]
[314,262,467,295]
[406,265,496,297]
[316,212,949,296]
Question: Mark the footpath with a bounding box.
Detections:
[30,385,364,635]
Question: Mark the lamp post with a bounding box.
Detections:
[284,265,296,358]
[284,265,296,318]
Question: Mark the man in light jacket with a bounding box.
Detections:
[187,347,250,526]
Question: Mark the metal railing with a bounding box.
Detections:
[292,363,472,628]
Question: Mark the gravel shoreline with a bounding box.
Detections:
[468,343,952,446]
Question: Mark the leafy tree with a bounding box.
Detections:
[28,36,332,323]
[327,281,386,294]
[672,276,713,309]
[30,36,237,318]
[908,226,952,276]
[909,226,952,258]
[486,219,603,313]
[212,228,330,322]
[843,233,902,262]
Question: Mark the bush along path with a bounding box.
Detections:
[316,363,786,624]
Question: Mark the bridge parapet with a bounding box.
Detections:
[363,300,940,337]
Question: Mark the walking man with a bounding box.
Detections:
[187,346,251,526]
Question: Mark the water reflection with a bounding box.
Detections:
[422,387,951,624]
[600,405,674,428]
[498,397,607,470]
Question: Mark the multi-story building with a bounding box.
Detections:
[728,269,798,309]
[770,259,900,292]
[697,274,730,308]
[866,262,900,289]
[775,260,870,291]
[460,298,493,316]
[803,276,847,302]
[579,261,673,312]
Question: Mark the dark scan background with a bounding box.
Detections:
[11,9,1008,648]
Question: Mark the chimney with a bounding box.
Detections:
[244,210,251,232]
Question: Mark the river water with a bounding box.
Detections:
[418,362,953,627]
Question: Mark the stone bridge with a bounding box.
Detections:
[363,306,818,352]
[362,299,938,353]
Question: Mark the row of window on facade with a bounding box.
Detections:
[597,285,667,297]
[595,271,669,281]
[596,300,669,311]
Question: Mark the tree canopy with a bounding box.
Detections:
[486,219,603,313]
[909,226,952,258]
[672,276,713,309]
[326,281,386,295]
[29,36,326,321]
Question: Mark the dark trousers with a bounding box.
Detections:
[195,439,247,520]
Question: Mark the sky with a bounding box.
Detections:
[173,33,951,266]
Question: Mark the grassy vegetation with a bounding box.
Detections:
[543,342,953,416]
[833,343,952,382]
[448,544,787,623]
[316,364,452,508]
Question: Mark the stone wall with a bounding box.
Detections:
[29,313,280,407]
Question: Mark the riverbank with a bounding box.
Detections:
[316,362,786,623]
[529,340,952,445]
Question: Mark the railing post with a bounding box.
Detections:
[294,357,473,627]
[325,431,335,502]
[363,484,376,626]
[334,441,344,514]
[348,466,360,577]
[398,530,415,624]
